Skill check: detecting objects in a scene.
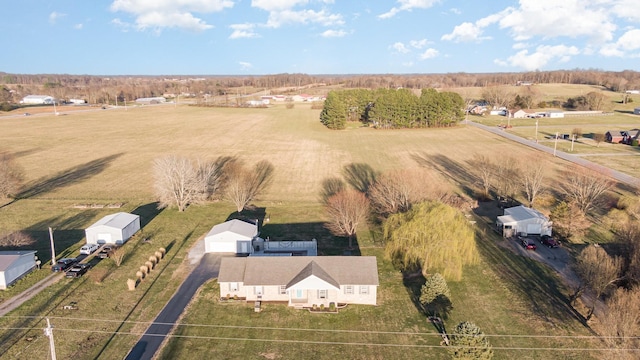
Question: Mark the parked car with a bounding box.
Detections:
[97,245,114,259]
[51,258,77,272]
[65,263,91,278]
[520,238,537,250]
[541,235,559,248]
[80,243,99,255]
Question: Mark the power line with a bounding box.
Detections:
[1,326,639,352]
[4,315,640,340]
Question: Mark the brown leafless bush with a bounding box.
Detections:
[0,231,36,248]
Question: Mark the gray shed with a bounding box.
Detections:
[85,212,141,245]
[0,250,37,290]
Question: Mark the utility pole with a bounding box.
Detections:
[554,132,559,157]
[535,118,539,143]
[44,317,57,360]
[49,227,56,265]
[571,134,576,152]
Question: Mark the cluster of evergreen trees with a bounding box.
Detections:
[320,88,465,130]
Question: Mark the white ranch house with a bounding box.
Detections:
[85,212,141,245]
[0,251,37,290]
[496,205,552,237]
[218,256,379,308]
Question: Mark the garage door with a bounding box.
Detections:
[97,233,112,244]
[205,239,236,253]
[526,224,542,235]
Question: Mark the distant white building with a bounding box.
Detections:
[634,107,640,115]
[545,110,565,118]
[626,90,640,94]
[21,95,55,105]
[0,251,37,290]
[69,99,87,104]
[135,97,166,104]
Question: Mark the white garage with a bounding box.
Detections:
[496,205,552,237]
[204,219,258,254]
[85,212,141,245]
[0,250,37,290]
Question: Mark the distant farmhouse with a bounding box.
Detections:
[68,98,87,104]
[605,129,640,145]
[20,95,55,105]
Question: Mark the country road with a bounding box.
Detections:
[468,121,640,189]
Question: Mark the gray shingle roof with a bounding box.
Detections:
[87,212,139,230]
[0,251,36,271]
[206,219,257,239]
[218,256,379,287]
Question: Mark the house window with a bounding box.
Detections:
[255,286,263,295]
[318,290,327,299]
[359,285,369,295]
[230,282,238,292]
[279,285,287,295]
[344,285,354,295]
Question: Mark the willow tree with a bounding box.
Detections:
[384,201,478,281]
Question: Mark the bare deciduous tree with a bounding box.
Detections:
[0,152,24,199]
[561,166,615,213]
[110,247,126,267]
[324,189,370,249]
[471,154,494,199]
[153,155,228,211]
[572,245,623,320]
[481,86,513,108]
[368,168,440,217]
[520,157,546,207]
[600,286,640,359]
[593,133,605,147]
[493,157,519,201]
[225,160,274,213]
[0,231,35,248]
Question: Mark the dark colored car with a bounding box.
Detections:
[65,263,91,278]
[520,238,537,250]
[51,258,77,272]
[541,235,559,248]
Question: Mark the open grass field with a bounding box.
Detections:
[0,98,636,359]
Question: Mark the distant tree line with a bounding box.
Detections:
[320,88,464,130]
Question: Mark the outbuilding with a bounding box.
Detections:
[20,95,55,105]
[0,251,37,290]
[605,130,625,143]
[496,205,552,237]
[85,212,141,245]
[204,219,258,254]
[546,110,565,118]
[634,107,640,115]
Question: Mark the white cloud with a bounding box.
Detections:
[110,0,233,31]
[391,42,410,54]
[321,29,346,37]
[441,22,486,42]
[239,61,253,70]
[265,9,343,28]
[111,18,132,31]
[419,48,439,59]
[251,0,343,28]
[409,39,430,49]
[512,42,530,50]
[229,23,259,39]
[74,23,83,30]
[600,28,640,57]
[49,11,66,24]
[379,0,440,19]
[498,1,616,43]
[449,8,461,15]
[498,44,579,71]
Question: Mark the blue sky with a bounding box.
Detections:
[2,0,640,75]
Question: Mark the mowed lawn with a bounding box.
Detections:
[0,103,612,359]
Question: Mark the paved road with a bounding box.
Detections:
[468,121,640,188]
[124,253,222,360]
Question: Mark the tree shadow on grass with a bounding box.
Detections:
[474,225,593,331]
[342,163,378,193]
[411,152,477,200]
[13,153,123,201]
[131,202,164,229]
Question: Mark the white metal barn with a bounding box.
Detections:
[20,95,55,104]
[496,205,552,237]
[0,251,37,290]
[85,212,141,245]
[204,219,258,254]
